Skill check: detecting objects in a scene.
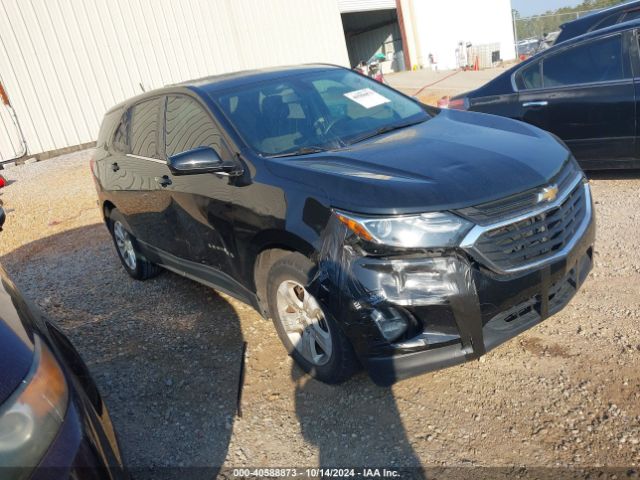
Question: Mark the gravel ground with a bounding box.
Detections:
[1,149,639,479]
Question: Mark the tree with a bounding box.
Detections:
[515,0,627,42]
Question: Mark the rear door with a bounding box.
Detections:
[161,93,239,276]
[516,31,636,164]
[105,97,175,251]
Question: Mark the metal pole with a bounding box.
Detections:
[396,0,412,71]
[512,9,519,59]
[0,81,27,164]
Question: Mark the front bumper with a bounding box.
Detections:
[312,189,595,387]
[364,246,593,386]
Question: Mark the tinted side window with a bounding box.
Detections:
[112,110,131,154]
[542,35,625,87]
[519,61,542,89]
[591,13,622,31]
[165,95,225,157]
[130,99,160,158]
[622,9,640,22]
[98,109,123,149]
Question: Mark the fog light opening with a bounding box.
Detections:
[372,307,410,342]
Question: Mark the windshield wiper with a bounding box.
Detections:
[268,146,331,158]
[347,119,427,146]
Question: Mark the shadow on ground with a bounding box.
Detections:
[1,223,244,479]
[586,168,640,180]
[3,222,427,478]
[293,366,424,476]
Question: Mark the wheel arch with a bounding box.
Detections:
[102,200,117,222]
[250,230,316,318]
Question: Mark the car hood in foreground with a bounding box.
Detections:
[0,265,35,405]
[266,109,571,215]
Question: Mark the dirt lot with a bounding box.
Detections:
[386,67,505,106]
[1,147,640,476]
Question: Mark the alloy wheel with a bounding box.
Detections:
[275,280,332,366]
[113,221,137,271]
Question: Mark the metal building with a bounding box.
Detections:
[0,0,349,161]
[0,0,515,162]
[337,0,516,74]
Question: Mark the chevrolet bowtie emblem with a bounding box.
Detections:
[537,184,559,203]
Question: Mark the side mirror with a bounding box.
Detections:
[168,146,240,176]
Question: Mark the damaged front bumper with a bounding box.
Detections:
[310,183,595,387]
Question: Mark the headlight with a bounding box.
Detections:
[335,210,473,248]
[0,337,68,478]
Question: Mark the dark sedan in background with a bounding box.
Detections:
[555,0,640,44]
[0,207,127,479]
[447,20,640,169]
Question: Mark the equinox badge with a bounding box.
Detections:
[537,184,559,203]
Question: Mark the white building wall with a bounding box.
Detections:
[409,0,515,70]
[0,0,349,157]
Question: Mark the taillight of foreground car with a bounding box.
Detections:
[447,97,469,110]
[0,337,68,479]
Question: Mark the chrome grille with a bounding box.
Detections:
[471,177,587,271]
[458,159,580,224]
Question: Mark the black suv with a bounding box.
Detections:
[92,65,594,386]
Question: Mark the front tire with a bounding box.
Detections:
[107,209,162,280]
[267,252,359,384]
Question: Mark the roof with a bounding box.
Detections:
[554,16,640,48]
[181,63,342,94]
[105,64,343,115]
[561,0,640,28]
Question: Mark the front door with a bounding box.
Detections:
[161,94,240,278]
[518,32,636,164]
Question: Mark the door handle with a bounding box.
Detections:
[522,101,548,108]
[155,175,172,187]
[111,162,120,172]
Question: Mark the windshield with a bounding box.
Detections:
[214,69,429,156]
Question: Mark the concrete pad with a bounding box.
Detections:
[386,66,510,105]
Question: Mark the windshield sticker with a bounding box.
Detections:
[343,88,391,109]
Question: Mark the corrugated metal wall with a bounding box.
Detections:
[345,22,402,71]
[0,0,349,157]
[342,8,402,71]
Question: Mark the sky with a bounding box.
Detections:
[512,0,583,17]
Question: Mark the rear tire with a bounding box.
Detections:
[107,209,162,281]
[267,252,359,384]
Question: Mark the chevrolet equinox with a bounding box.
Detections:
[91,65,595,386]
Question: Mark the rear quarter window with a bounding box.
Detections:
[111,110,131,154]
[518,62,542,90]
[590,12,622,31]
[97,109,124,148]
[621,9,640,22]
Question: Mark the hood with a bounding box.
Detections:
[266,109,571,215]
[0,265,35,405]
